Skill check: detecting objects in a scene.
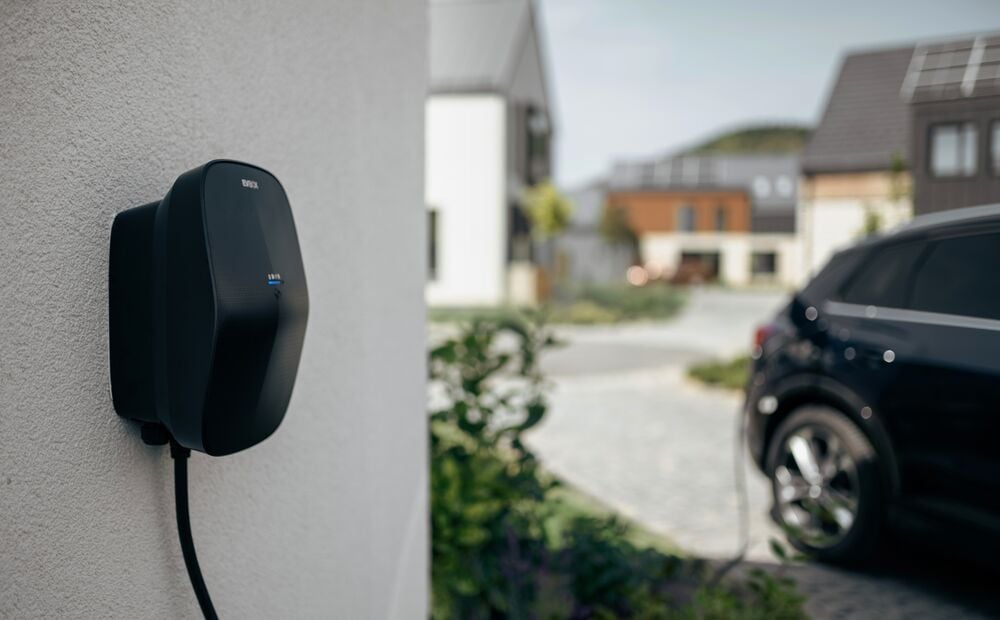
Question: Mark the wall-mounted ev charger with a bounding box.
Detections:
[109,160,309,618]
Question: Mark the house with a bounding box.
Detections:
[605,153,801,286]
[426,0,553,307]
[799,45,915,275]
[905,33,1000,214]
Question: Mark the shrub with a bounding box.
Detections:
[687,356,751,391]
[560,284,687,323]
[429,317,805,618]
[429,315,554,618]
[428,284,687,326]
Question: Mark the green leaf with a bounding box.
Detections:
[769,537,788,561]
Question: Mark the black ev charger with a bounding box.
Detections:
[109,160,309,618]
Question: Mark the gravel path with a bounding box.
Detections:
[526,287,998,619]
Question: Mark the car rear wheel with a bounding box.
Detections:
[766,405,883,564]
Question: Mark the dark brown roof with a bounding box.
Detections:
[802,45,915,174]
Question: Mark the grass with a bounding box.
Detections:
[687,355,751,391]
[428,284,687,325]
[544,483,682,556]
[689,124,809,154]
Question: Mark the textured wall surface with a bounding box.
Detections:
[0,2,427,617]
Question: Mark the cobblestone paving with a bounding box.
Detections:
[527,288,998,619]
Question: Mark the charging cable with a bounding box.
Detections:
[711,407,750,585]
[170,438,219,620]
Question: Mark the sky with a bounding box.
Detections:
[537,0,1000,187]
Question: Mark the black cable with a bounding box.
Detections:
[170,439,219,620]
[711,406,751,586]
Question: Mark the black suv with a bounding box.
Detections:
[746,205,1000,563]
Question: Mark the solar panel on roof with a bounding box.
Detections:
[906,34,1000,102]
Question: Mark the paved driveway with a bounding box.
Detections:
[533,287,786,560]
[527,287,997,619]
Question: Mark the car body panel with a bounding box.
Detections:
[747,204,1000,537]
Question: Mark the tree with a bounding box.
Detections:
[860,202,883,237]
[521,180,572,239]
[599,204,639,263]
[888,151,910,204]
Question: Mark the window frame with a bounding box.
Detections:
[835,239,932,309]
[714,205,727,232]
[752,175,771,198]
[928,121,979,179]
[836,226,1000,320]
[907,230,1000,321]
[750,251,777,276]
[676,204,695,233]
[775,175,794,198]
[427,208,439,281]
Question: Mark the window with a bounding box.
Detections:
[508,204,533,262]
[679,251,720,280]
[427,209,438,280]
[677,205,695,232]
[751,252,777,275]
[992,121,1000,176]
[911,233,1000,320]
[775,175,794,198]
[752,175,771,198]
[930,122,977,177]
[714,206,727,231]
[526,108,550,183]
[840,241,926,308]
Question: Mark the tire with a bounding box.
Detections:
[765,405,883,564]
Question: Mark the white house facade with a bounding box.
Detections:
[426,0,553,307]
[799,45,915,277]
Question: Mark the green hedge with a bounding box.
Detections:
[428,284,687,326]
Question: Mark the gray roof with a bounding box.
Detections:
[608,153,800,233]
[430,0,531,93]
[904,33,1000,103]
[802,45,914,174]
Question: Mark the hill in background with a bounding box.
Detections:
[688,124,810,154]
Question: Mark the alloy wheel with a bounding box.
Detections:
[773,424,860,548]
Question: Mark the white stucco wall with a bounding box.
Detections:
[425,95,507,306]
[0,3,427,618]
[640,233,800,287]
[800,198,911,277]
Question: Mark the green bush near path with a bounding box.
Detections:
[428,283,687,326]
[688,356,751,391]
[429,317,805,618]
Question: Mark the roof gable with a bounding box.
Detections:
[430,0,544,102]
[802,46,914,174]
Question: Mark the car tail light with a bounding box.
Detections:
[752,323,778,359]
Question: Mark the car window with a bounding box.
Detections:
[840,242,926,308]
[911,233,1000,320]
